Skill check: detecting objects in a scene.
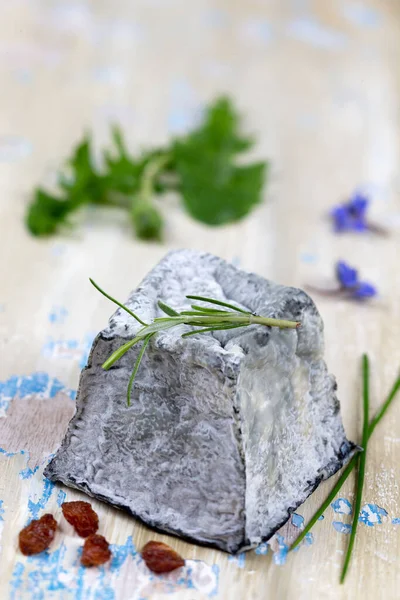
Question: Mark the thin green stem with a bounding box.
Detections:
[126,334,153,407]
[186,295,251,314]
[141,154,171,199]
[90,278,147,326]
[290,458,358,551]
[368,375,400,437]
[181,324,244,337]
[290,369,400,552]
[340,354,370,583]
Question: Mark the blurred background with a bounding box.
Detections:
[1,2,400,598]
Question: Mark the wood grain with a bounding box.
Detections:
[0,0,399,598]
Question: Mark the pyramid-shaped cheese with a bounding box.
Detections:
[45,249,354,553]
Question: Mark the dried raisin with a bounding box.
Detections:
[141,541,185,574]
[81,534,111,567]
[19,514,57,556]
[61,501,99,537]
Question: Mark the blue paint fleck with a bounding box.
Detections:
[287,17,347,50]
[342,3,382,28]
[331,498,352,515]
[92,65,127,86]
[291,513,304,528]
[227,552,246,568]
[255,542,269,555]
[10,562,25,600]
[56,490,67,507]
[0,372,75,414]
[110,535,137,571]
[19,465,39,480]
[0,500,4,520]
[168,80,201,134]
[42,333,95,369]
[300,251,318,264]
[26,544,68,596]
[333,521,352,534]
[231,256,241,267]
[392,518,400,525]
[48,306,68,324]
[0,135,33,162]
[0,447,19,458]
[240,18,273,44]
[359,504,388,526]
[318,515,325,521]
[28,478,55,521]
[168,109,199,134]
[13,68,34,85]
[273,534,289,565]
[50,243,67,257]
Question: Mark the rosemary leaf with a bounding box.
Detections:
[181,324,244,337]
[90,278,147,326]
[158,300,180,317]
[186,295,251,314]
[190,305,230,314]
[127,334,154,406]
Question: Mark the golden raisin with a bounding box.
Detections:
[19,514,57,556]
[81,534,111,567]
[61,501,99,537]
[142,541,185,574]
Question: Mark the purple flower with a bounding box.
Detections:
[335,261,377,300]
[336,261,358,288]
[331,193,369,232]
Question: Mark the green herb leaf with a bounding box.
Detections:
[158,300,180,317]
[26,97,267,239]
[172,97,267,225]
[25,189,77,236]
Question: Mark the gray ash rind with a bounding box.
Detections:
[45,249,355,553]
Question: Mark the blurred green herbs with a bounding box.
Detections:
[26,97,268,241]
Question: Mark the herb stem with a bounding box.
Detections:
[290,366,400,552]
[141,154,171,200]
[340,354,369,583]
[90,278,147,327]
[290,459,357,552]
[127,334,153,407]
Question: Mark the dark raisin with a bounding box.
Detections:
[142,541,185,574]
[61,501,99,537]
[81,534,111,567]
[19,514,57,556]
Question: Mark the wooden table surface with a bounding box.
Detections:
[1,1,400,598]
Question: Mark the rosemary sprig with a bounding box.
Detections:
[290,363,400,553]
[90,279,300,405]
[340,353,369,583]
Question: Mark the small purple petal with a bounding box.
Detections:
[351,282,377,299]
[331,206,351,232]
[336,261,358,288]
[331,193,369,233]
[348,193,369,219]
